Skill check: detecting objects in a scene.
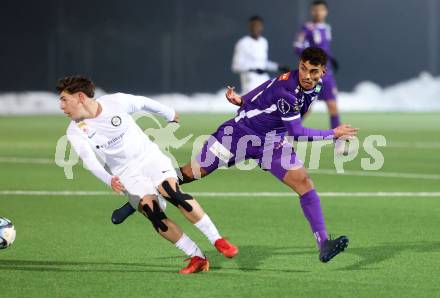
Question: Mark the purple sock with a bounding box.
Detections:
[330,115,340,129]
[300,189,328,248]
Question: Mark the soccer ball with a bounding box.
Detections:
[0,217,16,249]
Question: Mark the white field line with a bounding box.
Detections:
[309,169,440,180]
[0,157,53,164]
[0,142,53,149]
[1,141,440,150]
[0,156,439,180]
[386,142,440,149]
[0,190,439,197]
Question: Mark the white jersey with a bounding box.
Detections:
[66,93,175,186]
[231,35,278,94]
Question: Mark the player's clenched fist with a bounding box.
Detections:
[333,124,358,139]
[225,86,243,106]
[111,176,125,193]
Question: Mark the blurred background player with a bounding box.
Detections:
[58,76,237,274]
[232,15,290,94]
[294,0,341,132]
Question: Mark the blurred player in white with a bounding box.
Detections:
[58,76,237,274]
[232,15,289,94]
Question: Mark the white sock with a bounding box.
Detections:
[194,214,221,245]
[175,233,204,258]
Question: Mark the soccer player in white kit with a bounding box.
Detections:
[232,16,290,94]
[58,76,238,274]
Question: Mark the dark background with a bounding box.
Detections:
[1,0,439,94]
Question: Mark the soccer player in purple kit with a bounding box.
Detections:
[294,1,342,135]
[114,47,358,263]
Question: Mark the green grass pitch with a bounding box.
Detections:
[0,112,439,297]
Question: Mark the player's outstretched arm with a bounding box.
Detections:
[333,124,358,139]
[67,131,113,186]
[226,79,274,107]
[284,118,334,141]
[120,93,176,122]
[71,136,125,193]
[284,118,358,141]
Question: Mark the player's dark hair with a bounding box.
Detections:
[300,47,328,66]
[311,0,328,7]
[56,75,95,98]
[249,15,264,23]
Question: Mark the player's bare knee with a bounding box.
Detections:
[304,177,314,190]
[284,168,314,194]
[295,174,309,188]
[140,198,168,233]
[161,180,194,212]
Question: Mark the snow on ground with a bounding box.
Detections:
[1,72,439,115]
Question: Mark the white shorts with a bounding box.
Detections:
[119,151,177,209]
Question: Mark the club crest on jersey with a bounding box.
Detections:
[315,84,322,93]
[111,116,122,127]
[277,98,291,115]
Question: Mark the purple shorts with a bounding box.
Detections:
[319,71,338,101]
[195,119,302,181]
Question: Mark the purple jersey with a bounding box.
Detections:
[235,70,333,140]
[196,70,333,181]
[294,22,332,58]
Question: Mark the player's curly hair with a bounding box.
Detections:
[300,47,328,66]
[56,75,95,98]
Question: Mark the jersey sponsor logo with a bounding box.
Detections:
[111,116,122,127]
[96,131,126,150]
[277,98,291,115]
[278,72,290,81]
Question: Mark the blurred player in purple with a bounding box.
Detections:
[294,1,341,133]
[114,47,357,263]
